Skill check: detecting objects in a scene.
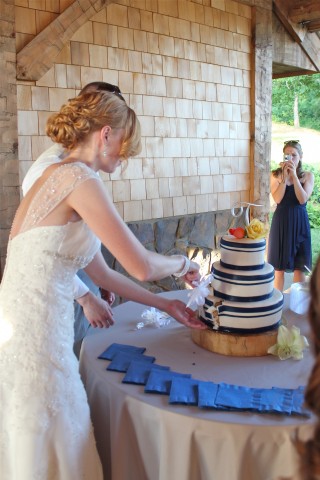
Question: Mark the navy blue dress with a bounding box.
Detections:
[268,184,311,272]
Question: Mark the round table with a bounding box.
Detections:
[79,290,315,480]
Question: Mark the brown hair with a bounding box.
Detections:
[272,140,304,180]
[297,256,320,479]
[46,91,141,159]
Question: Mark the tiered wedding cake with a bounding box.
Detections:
[198,235,283,334]
[192,206,284,356]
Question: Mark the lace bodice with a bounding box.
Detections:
[0,162,103,479]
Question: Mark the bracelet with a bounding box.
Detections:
[173,256,191,278]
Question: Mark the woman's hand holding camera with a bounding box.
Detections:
[280,156,296,182]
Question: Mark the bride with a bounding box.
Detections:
[0,89,205,479]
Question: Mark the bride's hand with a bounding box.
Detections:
[163,299,207,329]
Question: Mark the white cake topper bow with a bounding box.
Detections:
[231,202,263,226]
[187,274,213,308]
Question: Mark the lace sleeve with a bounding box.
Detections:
[20,162,100,234]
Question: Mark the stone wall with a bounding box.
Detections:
[102,208,236,305]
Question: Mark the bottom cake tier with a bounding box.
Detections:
[199,288,284,334]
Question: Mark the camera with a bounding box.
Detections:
[283,154,292,162]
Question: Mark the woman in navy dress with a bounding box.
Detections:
[268,140,314,291]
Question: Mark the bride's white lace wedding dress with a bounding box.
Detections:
[0,163,103,479]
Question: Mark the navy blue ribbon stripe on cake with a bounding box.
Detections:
[220,261,265,271]
[220,238,266,250]
[218,299,284,314]
[214,290,273,302]
[212,268,274,282]
[198,319,281,335]
[98,343,310,417]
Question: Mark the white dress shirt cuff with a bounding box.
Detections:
[73,276,90,299]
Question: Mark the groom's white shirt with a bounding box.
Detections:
[22,144,90,299]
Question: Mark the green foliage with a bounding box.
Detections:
[311,229,320,267]
[272,74,320,130]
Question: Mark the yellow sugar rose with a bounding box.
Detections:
[245,218,268,239]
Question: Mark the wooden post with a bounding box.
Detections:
[250,2,273,223]
[0,1,20,279]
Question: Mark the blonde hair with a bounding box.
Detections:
[46,91,141,159]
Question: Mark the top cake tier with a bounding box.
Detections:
[220,235,266,270]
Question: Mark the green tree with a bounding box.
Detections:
[272,74,320,130]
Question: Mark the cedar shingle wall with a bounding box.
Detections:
[16,0,252,223]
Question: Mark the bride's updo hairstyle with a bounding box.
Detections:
[46,90,141,160]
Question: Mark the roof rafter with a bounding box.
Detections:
[273,0,320,71]
[16,0,112,81]
[289,1,320,24]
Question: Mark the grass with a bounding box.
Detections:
[311,229,320,267]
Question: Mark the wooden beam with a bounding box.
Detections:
[250,3,273,222]
[16,0,112,81]
[273,0,320,71]
[273,0,308,42]
[289,1,320,24]
[304,20,320,32]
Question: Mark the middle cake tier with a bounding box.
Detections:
[211,261,275,302]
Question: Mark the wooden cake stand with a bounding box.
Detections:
[191,328,279,357]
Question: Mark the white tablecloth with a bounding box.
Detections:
[79,291,315,480]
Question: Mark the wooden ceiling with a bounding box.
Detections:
[16,0,320,82]
[288,1,320,33]
[273,0,320,77]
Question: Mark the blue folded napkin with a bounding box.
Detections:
[122,361,170,385]
[256,387,293,414]
[291,386,311,417]
[98,343,311,418]
[215,383,255,411]
[144,370,192,395]
[198,381,231,410]
[98,343,146,360]
[169,377,199,405]
[107,351,155,373]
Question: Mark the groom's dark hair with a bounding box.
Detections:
[79,82,125,102]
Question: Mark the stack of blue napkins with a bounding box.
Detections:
[98,343,310,417]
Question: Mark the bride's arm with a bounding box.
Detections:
[84,251,205,329]
[68,178,200,284]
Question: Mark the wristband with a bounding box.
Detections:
[173,256,190,278]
